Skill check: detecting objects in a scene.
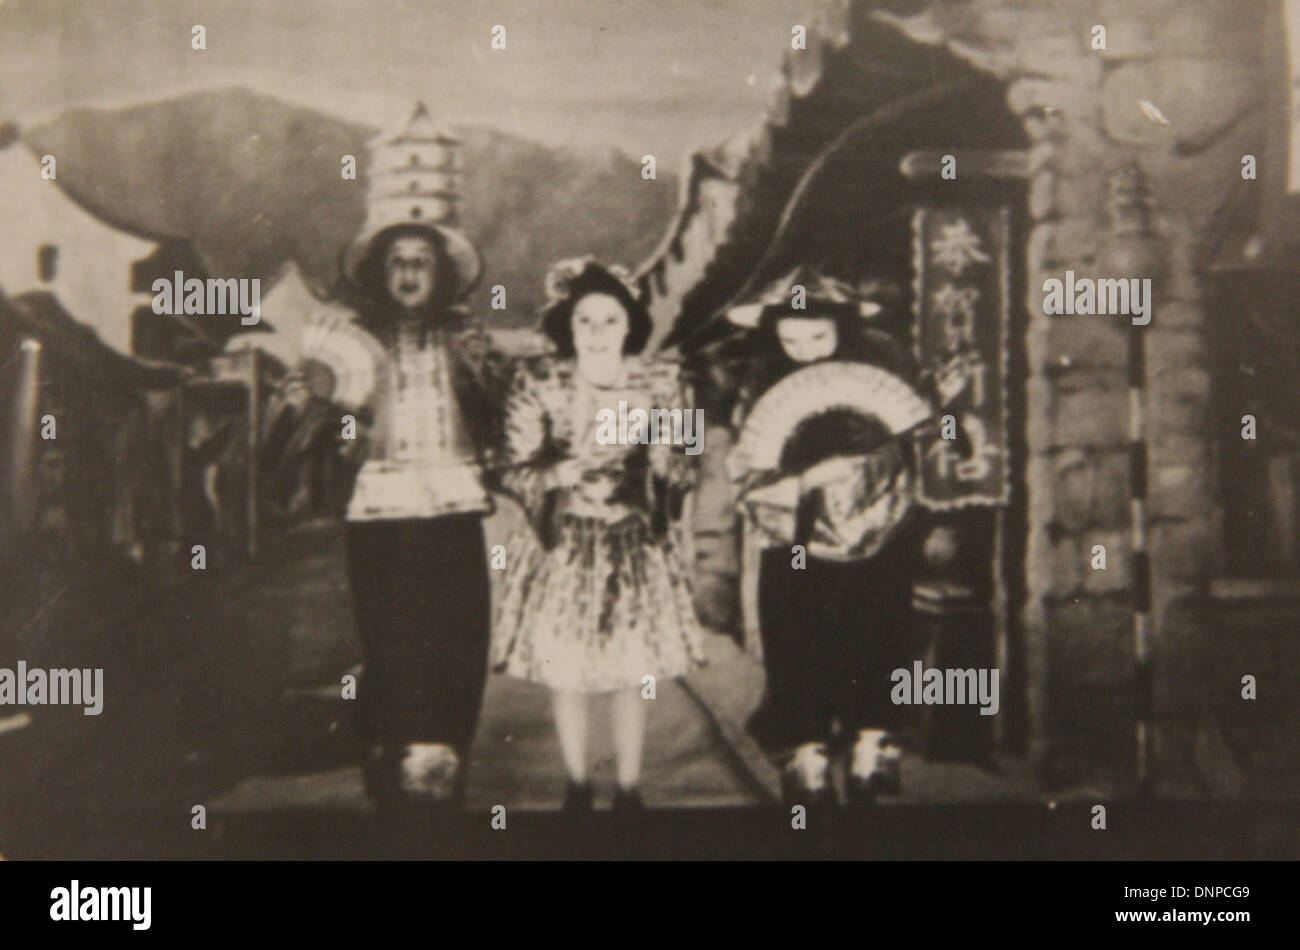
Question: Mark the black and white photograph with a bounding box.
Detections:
[0,0,1296,894]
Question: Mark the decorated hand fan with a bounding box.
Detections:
[297,308,387,409]
[728,361,931,485]
[227,302,386,410]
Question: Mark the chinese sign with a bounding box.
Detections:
[912,206,1010,508]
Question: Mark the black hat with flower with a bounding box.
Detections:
[726,266,883,330]
[538,256,653,357]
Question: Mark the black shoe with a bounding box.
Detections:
[612,786,645,814]
[362,744,401,806]
[845,772,889,807]
[562,780,594,812]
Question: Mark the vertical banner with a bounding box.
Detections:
[912,205,1011,509]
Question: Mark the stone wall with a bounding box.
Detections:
[886,0,1269,788]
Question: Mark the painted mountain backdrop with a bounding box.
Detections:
[23,87,678,330]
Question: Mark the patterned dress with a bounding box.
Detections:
[492,355,706,693]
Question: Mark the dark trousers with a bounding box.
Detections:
[343,515,490,756]
[750,537,916,754]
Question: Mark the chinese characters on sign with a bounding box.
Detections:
[912,206,1010,508]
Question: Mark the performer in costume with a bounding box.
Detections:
[335,113,497,807]
[727,269,929,807]
[492,258,705,812]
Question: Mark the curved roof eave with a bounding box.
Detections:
[636,0,1014,352]
[2,289,185,389]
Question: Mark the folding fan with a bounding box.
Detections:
[728,361,931,485]
[297,308,387,409]
[227,304,387,410]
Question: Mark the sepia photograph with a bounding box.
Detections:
[0,0,1296,893]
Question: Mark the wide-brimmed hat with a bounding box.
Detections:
[341,103,483,296]
[342,215,483,296]
[726,266,881,328]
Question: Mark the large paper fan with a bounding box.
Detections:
[729,361,930,480]
[298,309,386,408]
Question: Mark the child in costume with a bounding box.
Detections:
[492,258,705,812]
[335,115,497,808]
[727,269,928,806]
